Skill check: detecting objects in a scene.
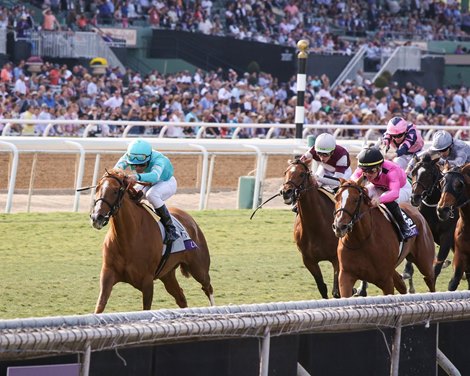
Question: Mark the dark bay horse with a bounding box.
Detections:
[332,179,435,297]
[281,159,341,299]
[89,169,214,313]
[409,153,457,280]
[437,163,470,291]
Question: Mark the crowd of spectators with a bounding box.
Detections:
[4,0,470,58]
[0,58,469,140]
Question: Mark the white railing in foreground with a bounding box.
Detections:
[0,291,469,376]
[1,119,469,142]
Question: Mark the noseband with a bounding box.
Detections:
[282,160,315,203]
[333,184,368,233]
[92,174,127,226]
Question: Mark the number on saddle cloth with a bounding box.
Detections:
[381,205,419,238]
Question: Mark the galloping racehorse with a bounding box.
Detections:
[89,169,214,313]
[332,179,435,297]
[409,153,457,280]
[437,163,470,291]
[281,159,342,299]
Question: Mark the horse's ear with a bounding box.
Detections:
[442,161,451,173]
[338,178,346,186]
[357,176,367,187]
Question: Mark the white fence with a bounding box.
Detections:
[1,291,469,375]
[1,119,470,141]
[1,123,469,214]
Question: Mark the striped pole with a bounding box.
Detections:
[295,39,309,139]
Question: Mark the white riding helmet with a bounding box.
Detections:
[430,130,453,151]
[314,133,336,153]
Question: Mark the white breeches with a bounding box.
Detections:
[393,154,413,171]
[366,179,412,204]
[139,176,177,208]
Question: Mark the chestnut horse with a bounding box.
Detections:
[281,159,342,299]
[332,179,435,297]
[89,169,214,313]
[437,163,470,291]
[409,153,457,280]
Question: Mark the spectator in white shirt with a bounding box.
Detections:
[103,90,123,109]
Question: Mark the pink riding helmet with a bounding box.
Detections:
[386,117,408,135]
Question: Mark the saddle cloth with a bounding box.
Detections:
[379,205,419,257]
[142,204,198,255]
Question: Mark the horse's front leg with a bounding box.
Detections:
[94,268,116,314]
[434,234,453,280]
[303,257,329,299]
[449,248,466,291]
[339,270,356,298]
[331,259,340,299]
[141,275,155,310]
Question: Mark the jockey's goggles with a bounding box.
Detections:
[391,132,405,139]
[317,151,332,157]
[127,153,150,164]
[362,166,380,174]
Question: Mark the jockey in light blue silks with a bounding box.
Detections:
[115,139,178,243]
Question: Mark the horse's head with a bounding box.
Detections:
[280,158,317,205]
[437,163,470,221]
[90,169,130,229]
[410,152,442,207]
[332,179,371,238]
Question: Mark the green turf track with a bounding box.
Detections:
[0,210,463,319]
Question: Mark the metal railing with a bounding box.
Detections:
[330,45,366,89]
[372,46,421,82]
[16,30,125,71]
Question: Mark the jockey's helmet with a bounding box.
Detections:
[357,147,384,168]
[429,130,453,151]
[126,139,152,164]
[314,133,336,154]
[386,116,408,135]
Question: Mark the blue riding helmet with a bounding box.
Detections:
[126,139,152,164]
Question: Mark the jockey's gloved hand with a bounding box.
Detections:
[127,174,138,184]
[371,197,381,207]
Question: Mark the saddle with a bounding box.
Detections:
[141,203,197,255]
[379,205,418,256]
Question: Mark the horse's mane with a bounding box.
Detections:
[102,168,143,202]
[106,168,128,180]
[339,179,372,205]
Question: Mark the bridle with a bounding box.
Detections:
[333,183,372,235]
[439,170,470,218]
[282,160,317,204]
[92,174,127,226]
[411,162,442,207]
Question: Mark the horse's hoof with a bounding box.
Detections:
[443,260,451,269]
[402,272,412,280]
[408,287,416,294]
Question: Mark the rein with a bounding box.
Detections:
[281,160,319,206]
[334,183,374,248]
[92,174,128,226]
[411,162,442,207]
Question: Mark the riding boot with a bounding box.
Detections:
[385,201,415,241]
[155,204,179,244]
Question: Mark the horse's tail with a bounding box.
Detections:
[180,264,191,278]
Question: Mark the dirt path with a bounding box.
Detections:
[0,178,287,213]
